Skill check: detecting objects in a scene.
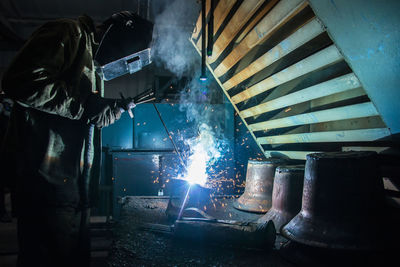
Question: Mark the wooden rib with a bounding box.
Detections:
[195,0,237,52]
[214,0,307,77]
[189,37,266,155]
[249,102,379,131]
[192,0,211,41]
[235,0,280,44]
[207,0,266,64]
[214,0,238,34]
[310,116,386,132]
[241,73,361,118]
[231,45,344,104]
[310,87,366,108]
[257,128,391,145]
[264,150,316,160]
[223,18,324,90]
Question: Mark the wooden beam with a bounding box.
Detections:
[196,0,238,51]
[249,102,379,131]
[234,0,280,44]
[189,38,266,156]
[214,0,308,77]
[240,73,360,118]
[264,150,316,160]
[257,128,391,145]
[192,0,211,41]
[214,0,238,36]
[232,45,344,104]
[223,18,324,90]
[207,0,266,63]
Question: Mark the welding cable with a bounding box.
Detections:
[152,103,187,171]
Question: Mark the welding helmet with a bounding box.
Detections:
[94,11,154,81]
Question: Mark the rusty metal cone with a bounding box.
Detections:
[257,165,305,233]
[282,151,385,250]
[234,158,286,213]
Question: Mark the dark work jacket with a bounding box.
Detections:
[1,15,121,208]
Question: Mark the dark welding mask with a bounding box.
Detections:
[94,12,154,81]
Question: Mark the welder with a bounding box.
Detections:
[0,11,153,267]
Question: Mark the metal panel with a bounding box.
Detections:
[241,73,360,118]
[112,152,162,217]
[257,128,391,145]
[224,18,325,90]
[102,112,133,149]
[214,0,308,77]
[231,45,343,104]
[249,102,378,131]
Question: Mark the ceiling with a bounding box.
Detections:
[0,0,200,66]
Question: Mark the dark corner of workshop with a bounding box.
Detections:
[0,0,399,266]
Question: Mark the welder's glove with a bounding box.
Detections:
[102,11,137,28]
[116,97,136,114]
[83,93,124,128]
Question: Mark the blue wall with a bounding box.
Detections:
[102,102,241,193]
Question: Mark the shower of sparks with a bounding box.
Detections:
[177,123,221,187]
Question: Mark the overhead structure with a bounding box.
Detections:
[191,0,393,160]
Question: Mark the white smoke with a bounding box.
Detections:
[151,0,200,78]
[153,0,228,187]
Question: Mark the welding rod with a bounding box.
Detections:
[119,89,156,118]
[133,88,155,104]
[152,103,187,171]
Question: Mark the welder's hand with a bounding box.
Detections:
[102,11,136,29]
[117,97,136,118]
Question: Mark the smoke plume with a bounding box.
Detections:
[153,0,230,187]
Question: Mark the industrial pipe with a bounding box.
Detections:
[207,0,214,57]
[200,0,207,81]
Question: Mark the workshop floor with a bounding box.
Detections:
[2,194,398,266]
[107,196,398,267]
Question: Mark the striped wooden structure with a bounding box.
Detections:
[190,0,391,160]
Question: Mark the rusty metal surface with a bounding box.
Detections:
[258,165,304,233]
[234,158,286,213]
[282,151,385,250]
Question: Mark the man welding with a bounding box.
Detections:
[0,11,153,267]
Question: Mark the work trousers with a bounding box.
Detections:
[17,206,91,267]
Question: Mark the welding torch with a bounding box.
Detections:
[119,89,156,118]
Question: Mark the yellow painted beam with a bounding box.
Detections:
[223,18,325,90]
[240,73,360,118]
[257,128,391,145]
[208,0,266,63]
[249,102,379,131]
[231,45,343,104]
[214,0,308,77]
